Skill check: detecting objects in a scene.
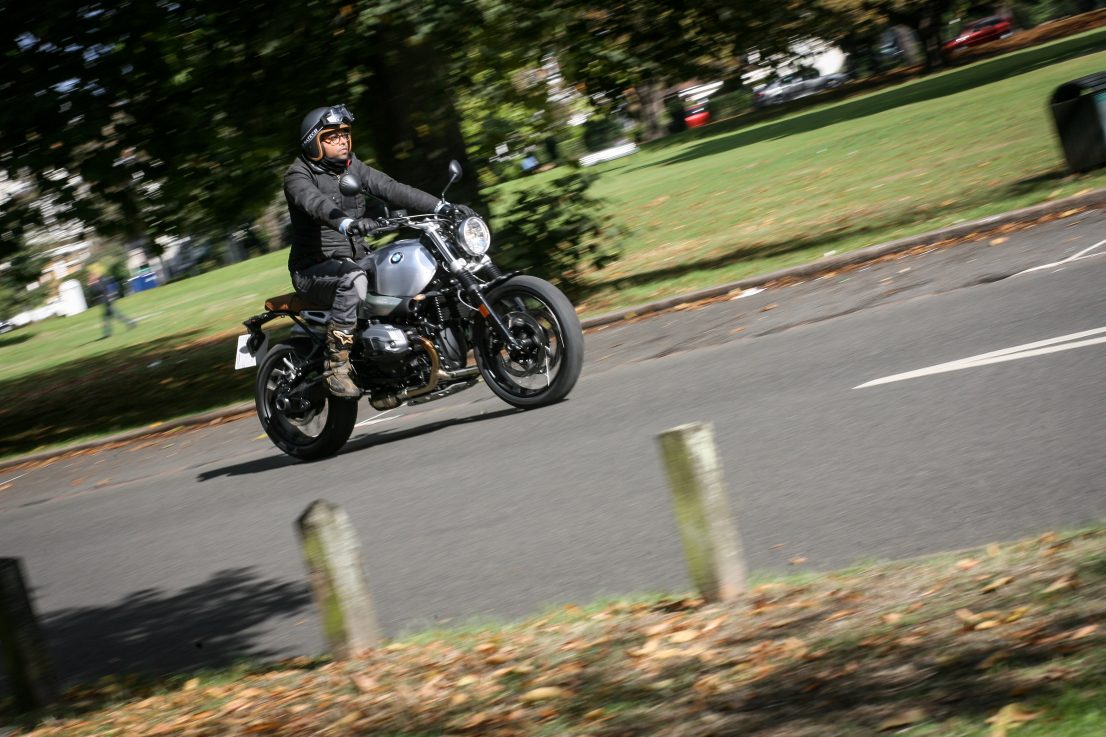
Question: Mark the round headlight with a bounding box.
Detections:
[457,216,491,257]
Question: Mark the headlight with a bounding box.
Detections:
[456,216,491,257]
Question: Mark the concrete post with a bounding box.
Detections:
[657,422,747,602]
[296,500,380,658]
[0,558,58,712]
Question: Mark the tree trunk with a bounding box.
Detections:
[359,25,483,209]
[634,81,669,141]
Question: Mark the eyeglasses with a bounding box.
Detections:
[321,131,351,145]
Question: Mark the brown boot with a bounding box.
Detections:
[324,323,360,398]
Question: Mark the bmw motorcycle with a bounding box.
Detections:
[236,161,584,460]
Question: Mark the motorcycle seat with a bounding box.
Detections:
[264,292,328,313]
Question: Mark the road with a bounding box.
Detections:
[2,210,1105,693]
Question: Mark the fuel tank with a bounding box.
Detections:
[371,239,438,297]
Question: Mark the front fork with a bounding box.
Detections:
[457,268,527,353]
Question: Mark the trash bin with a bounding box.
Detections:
[1051,72,1106,172]
[127,272,159,294]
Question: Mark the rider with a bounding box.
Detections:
[284,104,475,398]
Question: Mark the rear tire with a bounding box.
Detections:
[255,339,358,460]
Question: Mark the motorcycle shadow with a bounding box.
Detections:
[339,405,523,455]
[196,406,523,480]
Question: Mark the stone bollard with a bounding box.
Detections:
[657,422,747,602]
[0,558,58,712]
[296,501,380,658]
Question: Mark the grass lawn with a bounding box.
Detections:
[5,28,1106,459]
[6,523,1106,736]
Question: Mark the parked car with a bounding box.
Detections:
[684,103,711,128]
[752,68,849,108]
[0,319,14,334]
[944,16,1012,52]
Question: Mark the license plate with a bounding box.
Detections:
[235,333,267,370]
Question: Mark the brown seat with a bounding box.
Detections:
[264,292,328,313]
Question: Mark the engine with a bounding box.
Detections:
[358,324,410,374]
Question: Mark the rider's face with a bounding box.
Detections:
[320,128,351,159]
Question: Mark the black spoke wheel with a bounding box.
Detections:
[474,276,583,408]
[255,339,358,460]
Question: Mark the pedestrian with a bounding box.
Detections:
[283,104,477,397]
[89,273,137,338]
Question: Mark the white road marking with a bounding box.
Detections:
[1014,237,1106,276]
[855,327,1106,388]
[355,409,401,428]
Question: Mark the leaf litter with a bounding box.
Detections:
[9,527,1106,737]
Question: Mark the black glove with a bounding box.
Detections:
[441,203,478,220]
[347,217,381,237]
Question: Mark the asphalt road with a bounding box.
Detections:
[2,210,1105,693]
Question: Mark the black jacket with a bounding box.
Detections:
[283,154,440,270]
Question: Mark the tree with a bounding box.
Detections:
[818,0,960,72]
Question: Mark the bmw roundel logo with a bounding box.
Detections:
[390,253,403,264]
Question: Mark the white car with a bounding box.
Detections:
[753,69,849,108]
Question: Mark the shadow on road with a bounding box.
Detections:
[338,406,524,455]
[196,453,302,481]
[195,406,523,480]
[0,567,313,702]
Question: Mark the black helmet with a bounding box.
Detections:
[299,104,355,160]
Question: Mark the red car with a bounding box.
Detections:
[684,104,710,128]
[944,16,1012,52]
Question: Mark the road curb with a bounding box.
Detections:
[580,188,1106,329]
[5,188,1105,471]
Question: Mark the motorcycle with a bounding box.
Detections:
[236,160,584,460]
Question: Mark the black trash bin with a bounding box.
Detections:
[1051,72,1106,172]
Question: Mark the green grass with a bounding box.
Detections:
[5,29,1106,460]
[8,523,1106,737]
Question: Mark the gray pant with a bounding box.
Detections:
[290,255,376,326]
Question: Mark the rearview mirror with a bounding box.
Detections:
[441,160,463,199]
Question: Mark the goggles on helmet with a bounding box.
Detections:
[301,105,356,149]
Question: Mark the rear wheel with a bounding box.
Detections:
[474,276,583,408]
[255,339,358,460]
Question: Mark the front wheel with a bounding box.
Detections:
[474,275,584,408]
[255,339,358,460]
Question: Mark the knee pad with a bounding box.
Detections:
[350,272,368,301]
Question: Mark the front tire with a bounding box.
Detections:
[474,275,584,408]
[255,339,358,460]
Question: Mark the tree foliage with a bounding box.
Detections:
[491,169,622,300]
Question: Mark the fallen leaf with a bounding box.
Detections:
[956,609,982,626]
[1042,574,1078,593]
[788,556,807,565]
[520,686,570,702]
[1069,624,1098,640]
[987,543,1002,557]
[956,558,981,570]
[987,703,1042,737]
[759,303,778,312]
[982,576,1013,593]
[456,675,480,687]
[450,711,491,730]
[974,620,1002,631]
[882,612,904,625]
[183,678,200,691]
[824,609,858,622]
[350,674,378,693]
[990,237,1008,245]
[669,629,700,643]
[878,707,928,731]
